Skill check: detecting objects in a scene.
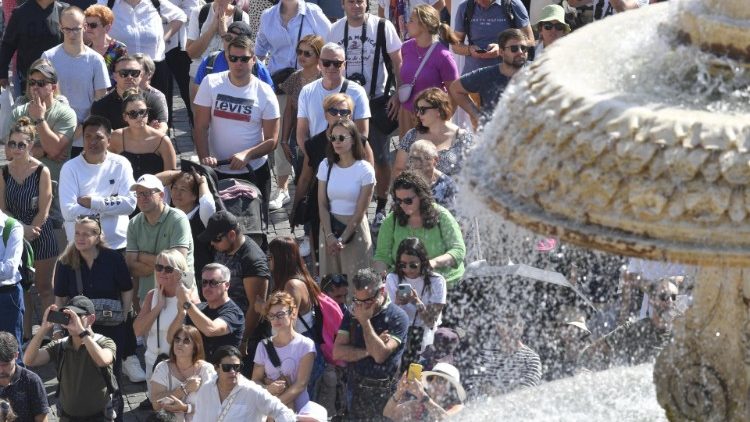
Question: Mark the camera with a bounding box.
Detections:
[348,72,367,87]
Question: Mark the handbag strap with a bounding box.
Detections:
[74,268,83,296]
[263,338,283,369]
[293,14,306,68]
[216,387,240,422]
[410,42,437,84]
[325,159,334,214]
[370,18,392,98]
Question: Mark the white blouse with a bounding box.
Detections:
[189,375,296,422]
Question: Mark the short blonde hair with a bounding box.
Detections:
[155,249,192,288]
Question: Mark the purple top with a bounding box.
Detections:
[399,39,459,112]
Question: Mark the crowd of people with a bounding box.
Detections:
[0,0,678,421]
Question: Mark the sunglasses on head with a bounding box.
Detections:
[415,105,437,115]
[76,214,102,229]
[328,134,352,143]
[398,262,421,270]
[393,195,416,206]
[124,109,148,119]
[154,263,177,274]
[228,54,252,63]
[27,79,52,88]
[296,48,315,58]
[326,107,351,117]
[504,44,529,53]
[117,69,141,78]
[201,278,225,288]
[321,59,344,68]
[542,22,566,31]
[7,140,28,150]
[85,21,100,29]
[220,363,242,372]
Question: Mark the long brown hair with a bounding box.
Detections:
[58,216,109,270]
[391,170,440,228]
[412,4,460,45]
[268,237,322,306]
[325,119,366,164]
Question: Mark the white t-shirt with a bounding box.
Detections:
[253,333,316,412]
[386,272,446,351]
[316,159,375,216]
[151,360,216,421]
[42,45,110,122]
[297,78,370,137]
[194,72,280,173]
[187,4,250,76]
[327,14,402,98]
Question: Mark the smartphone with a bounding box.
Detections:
[397,284,413,300]
[47,310,70,325]
[474,48,487,53]
[408,363,423,381]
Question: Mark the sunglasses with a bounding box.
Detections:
[542,22,566,31]
[7,141,28,150]
[415,105,437,115]
[266,310,291,321]
[398,262,421,270]
[154,264,177,274]
[201,278,226,288]
[658,293,677,302]
[85,22,100,29]
[124,109,148,119]
[328,134,352,143]
[117,69,141,78]
[504,44,529,53]
[27,79,52,88]
[228,54,252,63]
[296,48,315,58]
[76,214,102,228]
[173,335,192,345]
[326,107,351,117]
[220,363,242,373]
[321,59,344,68]
[393,195,416,206]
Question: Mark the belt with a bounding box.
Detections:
[0,283,18,293]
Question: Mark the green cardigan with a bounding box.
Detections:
[374,204,466,287]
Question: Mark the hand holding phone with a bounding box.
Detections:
[407,363,423,381]
[474,47,487,54]
[397,284,413,299]
[47,310,70,325]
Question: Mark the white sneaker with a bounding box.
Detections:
[122,355,147,383]
[269,189,291,210]
[299,236,311,257]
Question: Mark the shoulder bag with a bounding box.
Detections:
[368,18,399,134]
[398,42,438,103]
[271,14,306,94]
[75,268,126,326]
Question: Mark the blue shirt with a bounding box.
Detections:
[459,64,510,115]
[339,301,409,379]
[455,0,530,73]
[194,51,275,91]
[0,365,50,421]
[255,0,331,74]
[53,247,132,301]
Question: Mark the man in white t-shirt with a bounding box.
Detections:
[296,42,373,165]
[328,0,402,226]
[193,35,280,204]
[566,0,648,20]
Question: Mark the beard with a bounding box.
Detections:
[505,56,527,69]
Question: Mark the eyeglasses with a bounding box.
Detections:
[220,363,242,373]
[352,291,380,306]
[61,26,83,33]
[321,59,344,68]
[393,195,416,206]
[326,107,351,117]
[212,233,227,243]
[398,262,421,270]
[228,54,253,63]
[658,293,677,302]
[27,79,52,88]
[85,22,100,29]
[503,44,529,53]
[415,105,438,115]
[173,335,192,345]
[296,48,315,58]
[134,190,158,199]
[201,278,226,288]
[117,69,141,78]
[154,264,177,274]
[124,109,148,119]
[7,141,28,150]
[266,310,291,321]
[542,22,566,31]
[328,134,352,143]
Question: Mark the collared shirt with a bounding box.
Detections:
[0,212,24,286]
[190,375,296,422]
[101,0,187,61]
[0,365,49,421]
[255,0,331,74]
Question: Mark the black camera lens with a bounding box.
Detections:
[349,73,366,86]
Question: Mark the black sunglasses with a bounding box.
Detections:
[76,214,102,229]
[155,264,177,274]
[7,140,28,150]
[321,274,348,291]
[504,44,529,53]
[296,48,315,58]
[85,22,100,29]
[228,54,252,63]
[117,69,141,78]
[220,363,242,372]
[393,196,416,206]
[124,109,148,119]
[658,293,677,302]
[398,262,421,270]
[326,107,351,117]
[329,134,352,143]
[542,22,566,31]
[27,79,52,88]
[415,105,437,115]
[201,278,226,288]
[321,59,344,68]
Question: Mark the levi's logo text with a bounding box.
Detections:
[214,94,254,122]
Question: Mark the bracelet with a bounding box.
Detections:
[326,233,336,239]
[185,403,193,414]
[180,384,188,397]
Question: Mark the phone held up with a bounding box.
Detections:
[408,363,423,381]
[47,310,70,325]
[397,283,413,300]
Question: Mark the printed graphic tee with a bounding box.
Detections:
[194,71,281,173]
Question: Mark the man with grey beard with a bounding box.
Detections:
[449,28,529,127]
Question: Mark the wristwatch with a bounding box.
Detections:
[31,117,45,125]
[79,330,90,339]
[183,301,192,311]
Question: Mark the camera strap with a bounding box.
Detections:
[343,18,367,80]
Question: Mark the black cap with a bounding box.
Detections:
[227,21,253,38]
[63,296,95,316]
[198,210,239,243]
[321,274,348,290]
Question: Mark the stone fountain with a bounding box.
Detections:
[468,0,750,420]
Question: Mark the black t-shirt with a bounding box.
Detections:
[90,89,168,129]
[0,366,50,421]
[214,237,270,314]
[53,248,132,300]
[186,300,245,359]
[459,65,511,116]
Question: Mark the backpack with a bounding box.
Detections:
[2,217,35,291]
[300,293,344,365]
[198,3,244,33]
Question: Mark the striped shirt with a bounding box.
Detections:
[466,343,542,398]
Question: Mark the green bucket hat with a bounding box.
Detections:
[537,5,571,33]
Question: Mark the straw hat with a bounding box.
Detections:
[422,362,467,403]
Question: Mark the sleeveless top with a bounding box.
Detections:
[121,130,165,180]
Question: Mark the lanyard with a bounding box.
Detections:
[343,19,367,76]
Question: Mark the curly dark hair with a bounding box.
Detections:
[396,237,434,296]
[391,171,439,229]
